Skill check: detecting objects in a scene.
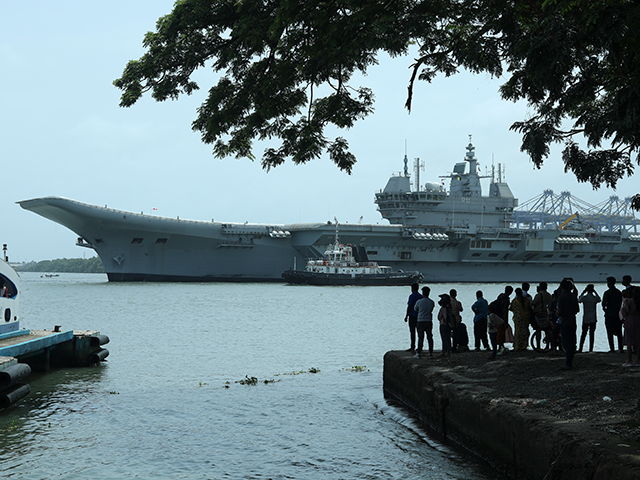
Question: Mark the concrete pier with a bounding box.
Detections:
[383,350,640,480]
[0,329,109,410]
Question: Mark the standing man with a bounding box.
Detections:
[449,289,464,352]
[578,284,601,353]
[495,285,514,353]
[557,278,580,370]
[404,283,422,353]
[531,282,552,344]
[532,282,552,320]
[602,276,623,353]
[414,286,435,357]
[471,290,489,351]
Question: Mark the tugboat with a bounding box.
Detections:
[282,221,422,286]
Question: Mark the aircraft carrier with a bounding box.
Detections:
[18,140,640,283]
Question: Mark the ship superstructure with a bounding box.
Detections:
[375,139,517,230]
[18,139,640,283]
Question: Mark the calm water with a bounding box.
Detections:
[0,274,610,479]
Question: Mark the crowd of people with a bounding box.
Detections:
[403,275,640,369]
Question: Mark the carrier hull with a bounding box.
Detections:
[16,140,640,284]
[17,196,640,283]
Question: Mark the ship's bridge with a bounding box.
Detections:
[445,141,483,197]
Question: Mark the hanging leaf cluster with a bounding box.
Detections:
[115,0,640,207]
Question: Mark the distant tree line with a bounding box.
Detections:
[16,257,105,274]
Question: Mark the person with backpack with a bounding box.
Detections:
[495,285,514,354]
[437,294,455,358]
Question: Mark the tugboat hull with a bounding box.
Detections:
[282,269,423,286]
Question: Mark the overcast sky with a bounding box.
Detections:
[2,1,638,263]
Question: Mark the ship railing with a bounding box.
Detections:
[476,230,526,240]
[590,234,622,244]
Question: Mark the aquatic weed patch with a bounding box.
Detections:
[3,419,23,432]
[237,375,258,385]
[343,366,369,372]
[209,368,322,389]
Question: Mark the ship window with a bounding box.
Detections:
[472,253,481,257]
[366,251,378,256]
[590,255,600,259]
[155,238,168,244]
[131,238,143,244]
[544,254,553,258]
[575,255,584,258]
[94,239,103,244]
[610,255,628,262]
[400,252,412,260]
[631,247,638,252]
[488,253,498,257]
[560,254,569,258]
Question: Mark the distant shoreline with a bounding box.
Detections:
[13,257,105,274]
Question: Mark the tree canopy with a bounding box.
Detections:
[114,0,640,208]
